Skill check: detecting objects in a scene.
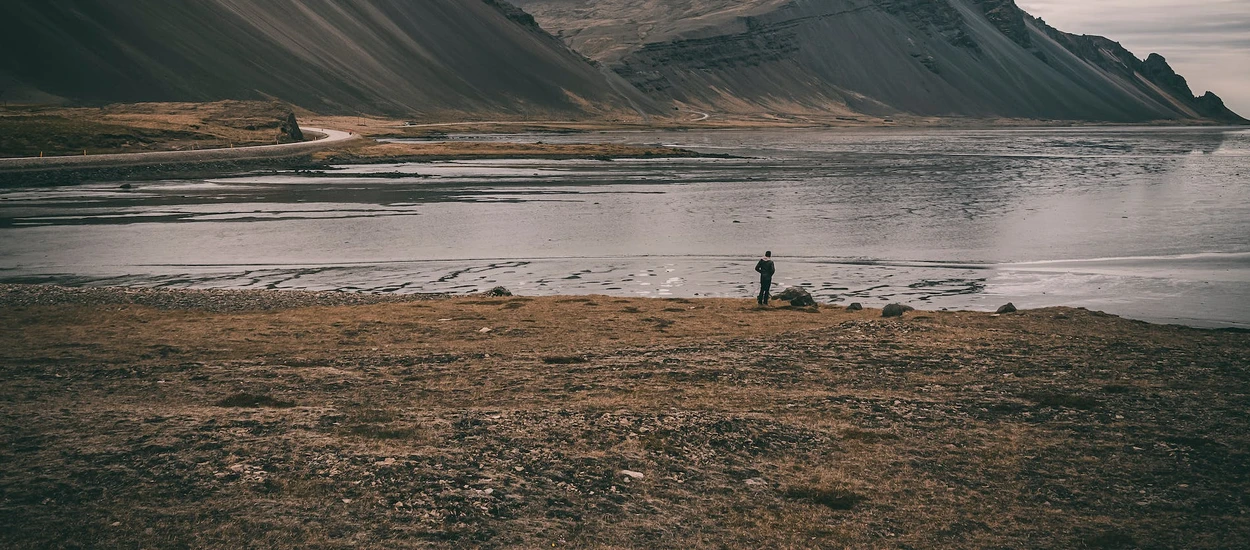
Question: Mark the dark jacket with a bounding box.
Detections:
[755,258,775,280]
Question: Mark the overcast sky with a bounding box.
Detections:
[1017,0,1250,117]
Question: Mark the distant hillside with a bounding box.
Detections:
[0,0,657,118]
[515,0,1246,123]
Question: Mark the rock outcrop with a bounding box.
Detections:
[280,113,303,142]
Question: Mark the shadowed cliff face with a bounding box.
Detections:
[0,0,657,117]
[516,0,1246,122]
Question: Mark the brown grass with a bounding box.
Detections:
[216,393,296,408]
[0,101,306,157]
[1,289,1248,548]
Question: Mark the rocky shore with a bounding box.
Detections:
[2,284,1248,548]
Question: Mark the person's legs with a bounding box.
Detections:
[760,278,771,305]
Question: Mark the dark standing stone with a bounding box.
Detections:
[846,303,863,311]
[996,303,1018,314]
[882,303,914,318]
[281,112,304,142]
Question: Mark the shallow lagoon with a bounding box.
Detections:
[2,126,1248,327]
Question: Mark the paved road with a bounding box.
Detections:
[0,127,360,170]
[398,121,583,129]
[679,109,711,121]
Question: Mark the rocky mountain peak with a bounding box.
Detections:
[1141,53,1194,98]
[973,0,1034,50]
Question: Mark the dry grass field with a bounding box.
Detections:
[1,285,1248,548]
[0,101,306,158]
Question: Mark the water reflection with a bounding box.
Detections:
[1,127,1247,327]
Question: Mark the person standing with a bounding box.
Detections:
[755,251,775,306]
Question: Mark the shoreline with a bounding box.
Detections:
[1,282,1242,333]
[3,119,1242,187]
[2,281,1247,547]
[0,142,720,188]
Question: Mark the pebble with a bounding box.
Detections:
[479,327,493,333]
[619,470,644,479]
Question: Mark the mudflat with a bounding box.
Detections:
[1,285,1247,548]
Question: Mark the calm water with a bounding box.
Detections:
[1,127,1248,327]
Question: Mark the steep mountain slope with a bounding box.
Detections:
[515,0,1245,122]
[0,0,657,118]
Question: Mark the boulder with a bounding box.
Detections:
[483,286,512,297]
[996,302,1018,314]
[280,112,304,142]
[846,302,863,311]
[774,287,817,307]
[882,303,914,318]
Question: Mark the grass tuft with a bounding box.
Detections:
[542,356,588,365]
[783,486,867,510]
[216,393,296,408]
[1023,391,1099,410]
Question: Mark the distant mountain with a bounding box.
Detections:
[514,0,1246,122]
[0,0,657,118]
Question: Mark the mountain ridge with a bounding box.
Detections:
[0,0,657,118]
[515,0,1246,123]
[1,0,1242,124]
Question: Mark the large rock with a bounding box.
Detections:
[882,303,914,318]
[482,287,513,297]
[280,112,304,142]
[846,302,863,311]
[774,287,817,308]
[996,303,1017,314]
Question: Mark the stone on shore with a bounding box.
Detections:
[997,303,1018,314]
[882,303,914,318]
[846,303,863,311]
[483,287,513,297]
[774,287,817,307]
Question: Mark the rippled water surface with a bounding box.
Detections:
[2,126,1248,327]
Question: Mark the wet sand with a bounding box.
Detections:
[2,284,1248,548]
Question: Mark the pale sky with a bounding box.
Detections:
[1017,0,1250,117]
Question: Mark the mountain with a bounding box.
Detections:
[0,0,656,118]
[514,0,1246,122]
